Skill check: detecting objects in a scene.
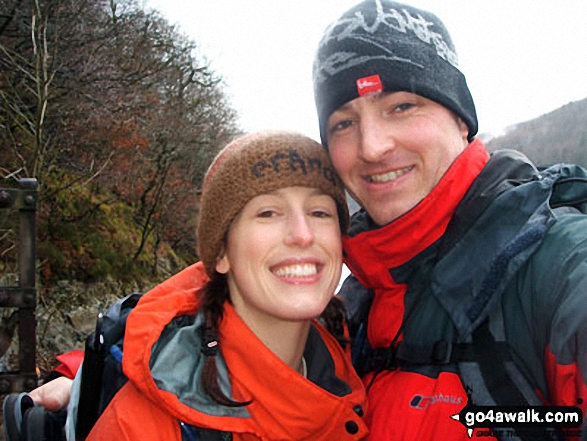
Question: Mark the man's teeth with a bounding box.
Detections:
[273,264,317,278]
[367,166,411,183]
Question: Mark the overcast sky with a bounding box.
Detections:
[145,0,587,140]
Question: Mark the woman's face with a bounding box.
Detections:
[216,186,342,327]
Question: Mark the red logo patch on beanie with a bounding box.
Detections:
[356,74,382,96]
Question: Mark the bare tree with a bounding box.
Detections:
[1,0,241,282]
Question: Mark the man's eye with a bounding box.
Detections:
[393,102,415,113]
[329,119,353,134]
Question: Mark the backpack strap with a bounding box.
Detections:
[470,320,535,408]
[458,313,567,441]
[542,163,587,213]
[357,319,566,441]
[358,336,508,373]
[75,309,105,440]
[75,293,143,440]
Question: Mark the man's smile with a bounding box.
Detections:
[364,165,414,183]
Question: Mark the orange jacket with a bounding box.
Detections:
[88,262,368,440]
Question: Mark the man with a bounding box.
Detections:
[312,1,587,440]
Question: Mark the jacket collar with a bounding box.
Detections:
[343,138,490,290]
[217,304,367,439]
[123,262,368,439]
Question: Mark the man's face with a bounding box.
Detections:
[326,92,469,226]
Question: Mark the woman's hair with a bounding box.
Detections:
[198,272,348,407]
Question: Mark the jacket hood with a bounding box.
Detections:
[343,141,561,340]
[343,138,490,290]
[431,149,559,338]
[122,262,368,439]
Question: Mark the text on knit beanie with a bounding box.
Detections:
[197,130,349,277]
[313,0,478,145]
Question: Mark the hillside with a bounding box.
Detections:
[485,97,587,168]
[0,0,241,379]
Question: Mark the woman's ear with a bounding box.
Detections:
[215,251,230,274]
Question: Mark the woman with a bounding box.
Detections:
[86,131,368,440]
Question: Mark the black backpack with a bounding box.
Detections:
[3,293,231,441]
[75,292,142,439]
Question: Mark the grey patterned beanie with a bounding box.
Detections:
[313,0,478,145]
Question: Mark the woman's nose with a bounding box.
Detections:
[285,213,314,247]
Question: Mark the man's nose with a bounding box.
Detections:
[358,117,395,162]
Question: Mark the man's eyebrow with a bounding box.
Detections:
[333,102,352,113]
[333,91,402,114]
[367,91,399,101]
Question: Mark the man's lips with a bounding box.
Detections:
[364,165,414,183]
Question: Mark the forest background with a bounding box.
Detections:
[0,0,240,373]
[1,0,586,376]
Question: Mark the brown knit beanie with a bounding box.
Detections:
[197,130,349,277]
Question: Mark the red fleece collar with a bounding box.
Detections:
[343,139,490,289]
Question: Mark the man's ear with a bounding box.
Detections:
[457,117,469,145]
[215,250,230,274]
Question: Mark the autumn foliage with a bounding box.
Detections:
[0,0,241,286]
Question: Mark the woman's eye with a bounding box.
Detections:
[257,209,277,218]
[311,209,333,218]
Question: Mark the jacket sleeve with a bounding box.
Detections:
[537,214,587,437]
